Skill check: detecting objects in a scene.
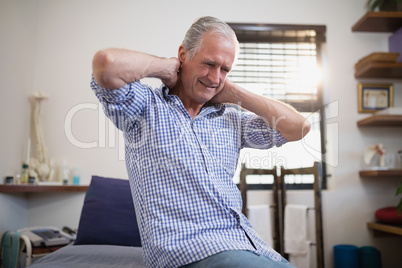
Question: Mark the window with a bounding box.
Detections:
[228,23,327,189]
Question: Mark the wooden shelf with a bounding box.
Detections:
[367,222,402,236]
[359,169,402,177]
[357,114,402,127]
[0,184,88,193]
[352,11,402,32]
[355,62,402,78]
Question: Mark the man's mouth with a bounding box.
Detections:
[199,80,218,89]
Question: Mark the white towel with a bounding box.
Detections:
[284,204,310,268]
[247,205,273,246]
[289,242,311,268]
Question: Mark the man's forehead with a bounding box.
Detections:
[199,34,235,59]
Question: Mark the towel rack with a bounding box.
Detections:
[240,162,324,268]
[239,163,280,252]
[279,162,324,268]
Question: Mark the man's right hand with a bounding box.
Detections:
[160,57,180,89]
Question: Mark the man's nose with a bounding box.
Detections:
[208,68,220,86]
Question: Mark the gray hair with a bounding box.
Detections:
[182,16,239,60]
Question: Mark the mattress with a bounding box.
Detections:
[28,244,145,268]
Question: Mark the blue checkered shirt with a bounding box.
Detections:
[91,77,288,268]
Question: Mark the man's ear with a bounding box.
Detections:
[178,45,187,63]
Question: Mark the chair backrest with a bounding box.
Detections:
[239,164,280,252]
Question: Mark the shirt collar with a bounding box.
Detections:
[159,85,226,116]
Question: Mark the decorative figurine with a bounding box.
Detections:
[364,143,386,168]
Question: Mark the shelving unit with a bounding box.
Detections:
[360,169,402,237]
[354,62,402,78]
[358,166,402,238]
[359,169,402,177]
[357,114,402,127]
[352,11,402,32]
[0,184,88,193]
[352,11,402,79]
[367,222,402,236]
[353,11,402,239]
[359,165,402,237]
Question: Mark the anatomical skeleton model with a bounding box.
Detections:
[29,91,55,182]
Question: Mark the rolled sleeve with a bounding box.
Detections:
[241,113,288,149]
[90,76,149,131]
[91,76,135,104]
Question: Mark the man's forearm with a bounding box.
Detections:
[230,83,311,141]
[92,48,179,89]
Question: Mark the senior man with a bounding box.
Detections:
[91,16,309,268]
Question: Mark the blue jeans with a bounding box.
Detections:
[181,250,295,268]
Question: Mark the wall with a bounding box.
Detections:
[1,0,401,267]
[0,0,38,234]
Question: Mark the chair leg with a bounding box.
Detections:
[314,162,324,268]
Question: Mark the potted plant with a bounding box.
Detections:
[397,182,402,214]
[367,0,402,11]
[375,183,402,224]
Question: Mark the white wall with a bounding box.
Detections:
[0,0,38,233]
[1,0,401,267]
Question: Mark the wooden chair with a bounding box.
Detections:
[239,163,280,252]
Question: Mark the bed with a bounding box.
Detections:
[28,176,145,267]
[28,245,145,267]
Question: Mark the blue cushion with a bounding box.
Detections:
[74,176,141,247]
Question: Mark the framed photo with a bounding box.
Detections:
[358,83,393,113]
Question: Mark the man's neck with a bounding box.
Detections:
[170,84,204,119]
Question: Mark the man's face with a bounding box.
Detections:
[178,31,236,106]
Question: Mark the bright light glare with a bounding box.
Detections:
[298,58,321,91]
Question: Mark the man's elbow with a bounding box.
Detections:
[92,49,121,89]
[300,119,311,139]
[284,118,311,142]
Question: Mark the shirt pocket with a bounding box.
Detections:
[207,127,241,178]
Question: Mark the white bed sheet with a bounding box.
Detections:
[28,244,145,268]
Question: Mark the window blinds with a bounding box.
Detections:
[228,24,326,112]
[230,42,318,103]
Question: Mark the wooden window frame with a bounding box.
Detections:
[229,23,328,190]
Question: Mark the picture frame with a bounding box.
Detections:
[358,83,393,113]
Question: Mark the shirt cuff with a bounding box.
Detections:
[90,75,134,104]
